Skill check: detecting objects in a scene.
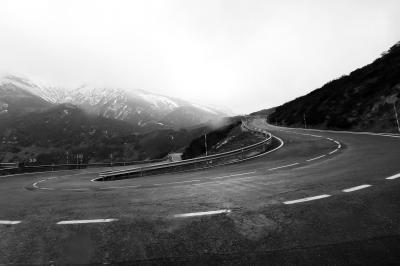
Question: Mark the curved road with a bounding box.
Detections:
[1,118,400,265]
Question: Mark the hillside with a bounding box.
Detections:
[181,117,265,159]
[269,41,400,132]
[0,104,207,164]
[0,82,51,115]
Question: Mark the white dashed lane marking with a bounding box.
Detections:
[174,209,231,218]
[342,184,371,192]
[306,155,326,162]
[56,219,117,225]
[209,171,256,180]
[268,162,299,171]
[283,194,331,205]
[0,220,21,225]
[386,173,400,180]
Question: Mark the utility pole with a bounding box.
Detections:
[394,103,400,133]
[204,131,208,156]
[303,113,307,129]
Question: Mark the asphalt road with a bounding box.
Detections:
[1,118,400,265]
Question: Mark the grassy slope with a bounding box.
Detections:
[269,42,400,132]
[182,118,264,159]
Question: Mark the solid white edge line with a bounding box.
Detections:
[342,184,371,192]
[277,126,400,139]
[100,185,139,189]
[56,219,117,224]
[306,155,326,162]
[386,173,400,180]
[329,149,338,155]
[268,162,299,171]
[153,179,201,186]
[174,209,231,218]
[209,171,256,180]
[0,220,22,225]
[284,194,331,204]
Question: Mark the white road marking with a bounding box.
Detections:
[342,184,371,192]
[386,173,400,180]
[306,155,326,162]
[100,185,139,189]
[37,187,55,191]
[268,162,299,171]
[32,180,46,188]
[209,171,256,180]
[307,134,322,138]
[61,188,90,191]
[0,220,21,225]
[174,209,231,218]
[284,194,331,204]
[329,149,338,155]
[153,179,201,186]
[56,219,117,224]
[327,138,333,141]
[288,127,400,139]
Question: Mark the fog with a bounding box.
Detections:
[0,0,399,113]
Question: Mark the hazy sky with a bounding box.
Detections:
[0,0,399,113]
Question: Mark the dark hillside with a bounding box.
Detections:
[182,120,241,159]
[0,104,207,164]
[0,83,51,116]
[269,41,400,132]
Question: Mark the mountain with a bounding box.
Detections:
[0,80,51,116]
[268,41,400,133]
[0,104,208,164]
[0,75,231,130]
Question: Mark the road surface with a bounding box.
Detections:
[1,118,400,265]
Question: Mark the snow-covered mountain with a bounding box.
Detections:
[0,75,233,130]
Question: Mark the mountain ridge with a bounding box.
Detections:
[0,75,233,130]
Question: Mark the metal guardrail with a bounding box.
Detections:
[96,120,273,181]
[0,162,18,169]
[0,159,166,176]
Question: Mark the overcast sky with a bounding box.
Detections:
[0,0,399,113]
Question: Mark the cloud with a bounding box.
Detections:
[0,0,399,113]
